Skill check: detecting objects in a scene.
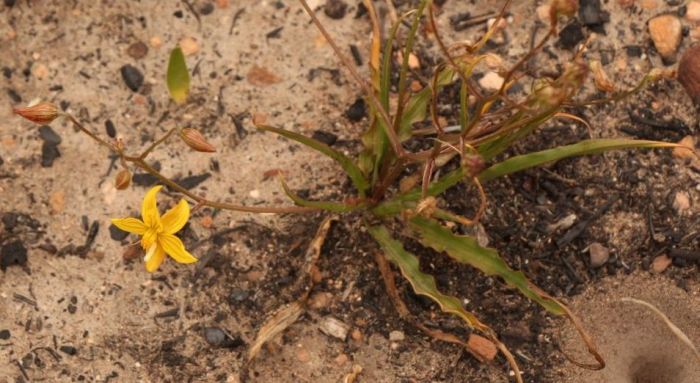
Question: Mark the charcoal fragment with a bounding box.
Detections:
[120,65,144,92]
[1,240,27,270]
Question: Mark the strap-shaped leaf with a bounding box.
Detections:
[409,216,565,315]
[479,138,681,182]
[257,124,369,196]
[367,224,486,329]
[167,47,190,104]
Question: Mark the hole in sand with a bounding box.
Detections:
[555,272,699,383]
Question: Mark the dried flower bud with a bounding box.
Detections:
[179,128,216,153]
[13,101,59,125]
[590,60,615,93]
[550,0,578,18]
[115,169,132,190]
[415,196,437,218]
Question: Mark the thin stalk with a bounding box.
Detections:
[67,115,317,214]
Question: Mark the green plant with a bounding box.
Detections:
[12,1,693,381]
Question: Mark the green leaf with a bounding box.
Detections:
[409,216,566,315]
[257,124,369,196]
[167,47,190,104]
[367,224,485,329]
[478,138,681,182]
[279,176,361,213]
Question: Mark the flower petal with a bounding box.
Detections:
[110,217,147,235]
[145,244,166,272]
[158,234,198,264]
[141,185,163,227]
[161,199,190,235]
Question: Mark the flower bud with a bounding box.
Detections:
[13,101,59,125]
[179,128,216,153]
[115,169,132,190]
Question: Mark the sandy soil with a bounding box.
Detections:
[1,1,699,383]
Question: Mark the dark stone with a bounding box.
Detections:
[579,0,609,27]
[173,10,184,18]
[59,345,78,355]
[203,327,243,348]
[311,130,338,146]
[105,119,116,138]
[0,329,9,339]
[1,240,27,271]
[6,88,21,103]
[67,304,77,314]
[0,155,3,166]
[4,0,16,7]
[176,173,211,190]
[558,21,585,50]
[120,65,144,92]
[199,2,214,15]
[625,45,643,58]
[2,67,11,79]
[38,125,61,145]
[345,97,366,122]
[109,223,130,241]
[126,41,149,60]
[324,0,347,19]
[41,142,60,167]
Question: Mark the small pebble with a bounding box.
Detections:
[649,15,682,62]
[38,125,61,145]
[319,317,349,341]
[228,288,250,304]
[0,329,9,340]
[324,0,347,19]
[204,327,227,346]
[589,242,610,268]
[296,347,311,363]
[467,334,497,362]
[389,330,405,342]
[478,72,504,92]
[651,255,672,273]
[179,37,200,56]
[120,65,144,92]
[687,1,700,22]
[673,191,691,213]
[127,41,149,60]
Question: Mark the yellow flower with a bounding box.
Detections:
[111,186,197,272]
